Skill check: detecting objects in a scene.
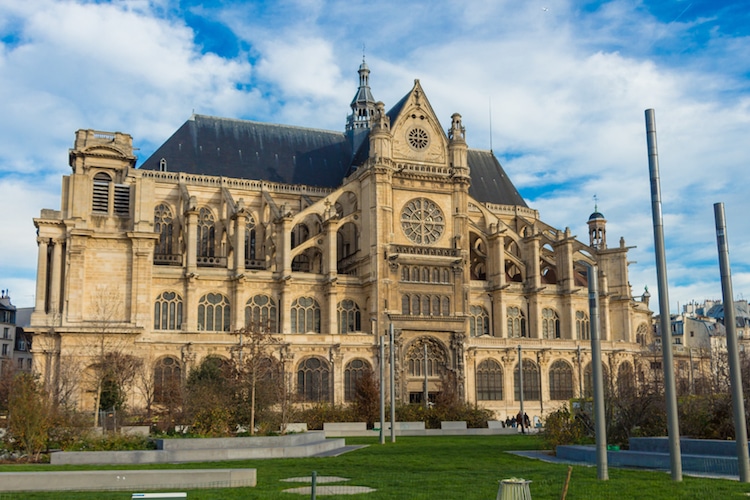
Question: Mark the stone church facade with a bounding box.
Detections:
[29,62,652,419]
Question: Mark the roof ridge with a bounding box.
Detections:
[192,114,345,137]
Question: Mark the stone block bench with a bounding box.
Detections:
[441,421,467,430]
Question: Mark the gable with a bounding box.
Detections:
[388,81,448,165]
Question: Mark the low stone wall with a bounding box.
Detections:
[52,432,343,465]
[0,468,256,492]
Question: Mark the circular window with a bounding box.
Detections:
[401,198,445,245]
[407,127,429,150]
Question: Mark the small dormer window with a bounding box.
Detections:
[92,172,112,213]
[159,158,167,172]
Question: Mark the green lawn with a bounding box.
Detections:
[1,435,749,499]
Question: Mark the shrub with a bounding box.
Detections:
[542,407,591,452]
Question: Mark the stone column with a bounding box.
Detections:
[48,238,63,314]
[35,237,49,313]
[185,208,198,273]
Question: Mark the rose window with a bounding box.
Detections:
[401,198,445,245]
[407,127,429,150]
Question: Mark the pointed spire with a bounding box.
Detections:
[346,56,377,132]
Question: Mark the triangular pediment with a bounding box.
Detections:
[388,80,448,165]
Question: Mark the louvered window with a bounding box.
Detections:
[92,173,111,213]
[113,184,130,215]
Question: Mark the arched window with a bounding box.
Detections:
[469,306,490,337]
[402,295,410,315]
[584,362,610,398]
[197,293,230,331]
[337,300,361,334]
[507,306,526,337]
[617,361,635,396]
[154,291,183,330]
[514,359,540,401]
[297,357,330,402]
[477,359,503,400]
[635,323,648,345]
[576,311,590,340]
[542,308,561,339]
[549,360,574,400]
[406,338,446,377]
[154,357,181,404]
[401,267,409,281]
[291,297,321,333]
[245,294,277,332]
[197,207,216,258]
[344,359,372,401]
[92,172,112,213]
[441,296,450,316]
[154,204,174,256]
[245,214,256,262]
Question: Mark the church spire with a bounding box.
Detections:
[346,56,377,132]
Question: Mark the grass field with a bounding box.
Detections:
[1,435,749,499]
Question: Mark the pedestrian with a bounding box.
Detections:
[516,411,525,434]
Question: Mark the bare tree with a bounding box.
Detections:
[231,322,282,435]
[81,288,142,427]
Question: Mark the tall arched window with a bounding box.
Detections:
[197,293,230,331]
[344,359,372,401]
[245,214,257,262]
[406,338,446,378]
[297,357,330,402]
[507,306,526,337]
[197,207,216,258]
[154,204,175,256]
[92,172,111,213]
[154,291,183,330]
[542,308,561,339]
[584,362,610,398]
[291,297,321,333]
[477,359,503,400]
[549,360,574,400]
[617,361,635,396]
[154,357,182,404]
[576,311,590,340]
[337,300,361,334]
[245,294,277,332]
[514,360,540,401]
[469,306,490,337]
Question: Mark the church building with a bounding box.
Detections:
[29,61,652,419]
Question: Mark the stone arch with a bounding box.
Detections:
[470,232,487,280]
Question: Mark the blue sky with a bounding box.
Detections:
[1,0,749,312]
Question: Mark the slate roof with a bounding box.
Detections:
[139,115,527,207]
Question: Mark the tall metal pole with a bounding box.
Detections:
[645,108,682,481]
[518,344,524,433]
[713,202,750,482]
[588,264,608,480]
[389,322,396,443]
[379,334,385,445]
[423,343,429,409]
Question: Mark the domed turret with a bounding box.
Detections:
[587,201,607,249]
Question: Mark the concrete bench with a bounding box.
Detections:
[323,422,367,432]
[282,423,308,433]
[487,420,505,429]
[441,421,467,430]
[383,421,426,431]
